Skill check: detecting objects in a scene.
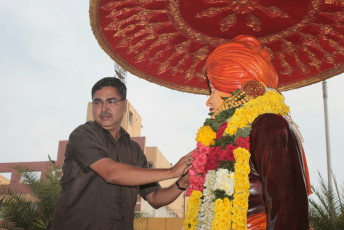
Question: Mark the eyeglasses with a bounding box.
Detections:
[92,98,125,107]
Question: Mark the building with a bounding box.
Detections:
[0,100,186,218]
[0,175,9,186]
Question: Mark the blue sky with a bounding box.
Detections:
[1,1,344,192]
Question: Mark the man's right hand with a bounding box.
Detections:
[170,151,193,177]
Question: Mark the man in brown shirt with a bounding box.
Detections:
[49,77,191,230]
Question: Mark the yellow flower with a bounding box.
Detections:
[225,91,289,136]
[183,190,202,229]
[196,126,216,146]
[211,198,232,230]
[232,147,250,230]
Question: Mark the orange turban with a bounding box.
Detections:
[206,35,278,93]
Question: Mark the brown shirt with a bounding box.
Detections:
[49,121,160,230]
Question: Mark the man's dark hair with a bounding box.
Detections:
[91,77,127,99]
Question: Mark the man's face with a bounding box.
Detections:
[206,84,232,113]
[92,86,127,133]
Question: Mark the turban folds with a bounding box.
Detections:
[206,35,278,93]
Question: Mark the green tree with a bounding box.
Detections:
[309,172,344,230]
[0,158,61,230]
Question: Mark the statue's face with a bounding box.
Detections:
[206,84,232,113]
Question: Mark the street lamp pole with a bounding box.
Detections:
[322,80,333,190]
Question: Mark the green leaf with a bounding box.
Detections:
[218,161,235,172]
[213,189,233,201]
[213,134,235,149]
[234,127,252,140]
[309,172,344,229]
[0,156,62,230]
[204,108,235,132]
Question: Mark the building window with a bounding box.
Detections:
[20,171,41,184]
[0,172,11,185]
[129,111,133,125]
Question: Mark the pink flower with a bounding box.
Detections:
[197,142,209,155]
[187,144,209,196]
[195,174,205,190]
[189,174,200,187]
[194,164,205,173]
[195,153,207,165]
[189,168,197,177]
[189,174,205,192]
[192,148,200,159]
[186,187,193,196]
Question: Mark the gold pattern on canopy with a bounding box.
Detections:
[90,0,344,94]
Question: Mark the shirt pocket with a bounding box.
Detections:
[108,195,126,221]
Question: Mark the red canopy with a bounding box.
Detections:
[90,0,344,94]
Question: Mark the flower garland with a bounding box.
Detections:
[183,82,289,230]
[184,190,203,230]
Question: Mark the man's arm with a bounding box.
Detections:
[145,172,189,209]
[90,152,192,186]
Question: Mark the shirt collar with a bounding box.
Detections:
[91,121,130,140]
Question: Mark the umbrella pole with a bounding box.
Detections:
[322,80,333,191]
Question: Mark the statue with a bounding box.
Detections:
[183,35,311,230]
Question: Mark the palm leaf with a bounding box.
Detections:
[309,171,344,230]
[0,156,61,230]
